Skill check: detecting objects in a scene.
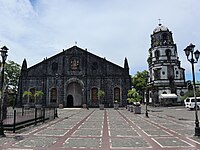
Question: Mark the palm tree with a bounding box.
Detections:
[23,90,44,104]
[22,91,33,103]
[34,91,44,104]
[97,89,105,104]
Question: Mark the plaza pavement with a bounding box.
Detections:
[0,106,200,150]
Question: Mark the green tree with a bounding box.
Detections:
[23,91,33,98]
[23,90,44,104]
[127,88,142,105]
[97,89,105,104]
[131,70,148,101]
[34,90,44,104]
[22,91,33,103]
[4,60,21,106]
[5,60,21,91]
[181,89,200,101]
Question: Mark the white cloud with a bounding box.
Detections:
[0,0,200,80]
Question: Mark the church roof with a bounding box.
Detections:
[24,46,128,74]
[153,24,169,34]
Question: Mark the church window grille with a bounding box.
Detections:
[114,87,120,102]
[29,88,35,103]
[91,88,98,103]
[50,88,57,103]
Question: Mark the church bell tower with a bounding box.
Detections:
[147,23,187,105]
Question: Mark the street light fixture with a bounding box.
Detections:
[0,45,8,137]
[144,74,149,118]
[145,92,149,118]
[184,43,200,136]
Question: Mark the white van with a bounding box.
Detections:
[184,97,200,110]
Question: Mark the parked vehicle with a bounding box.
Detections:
[184,97,200,110]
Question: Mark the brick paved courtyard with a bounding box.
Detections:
[0,106,200,150]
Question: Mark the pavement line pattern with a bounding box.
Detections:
[50,109,95,149]
[139,114,199,148]
[1,108,200,149]
[118,110,159,149]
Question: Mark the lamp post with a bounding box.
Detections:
[0,46,8,137]
[184,43,200,136]
[145,91,149,118]
[145,74,149,118]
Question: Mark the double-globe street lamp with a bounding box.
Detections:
[184,43,200,136]
[0,46,8,137]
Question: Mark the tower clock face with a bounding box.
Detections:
[70,58,79,70]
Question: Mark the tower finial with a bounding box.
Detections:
[158,18,162,26]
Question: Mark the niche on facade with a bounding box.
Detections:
[70,57,80,70]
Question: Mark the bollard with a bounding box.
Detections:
[13,109,16,133]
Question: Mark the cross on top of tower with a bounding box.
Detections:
[158,18,162,26]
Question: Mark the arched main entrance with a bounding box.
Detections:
[65,81,83,107]
[67,95,74,107]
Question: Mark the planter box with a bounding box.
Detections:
[82,104,87,109]
[130,105,133,112]
[99,104,104,110]
[134,106,141,114]
[59,104,63,109]
[23,104,30,109]
[114,104,119,110]
[35,104,42,108]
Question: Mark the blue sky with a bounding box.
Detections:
[0,0,200,81]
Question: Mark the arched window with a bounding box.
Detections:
[114,87,120,102]
[166,49,171,60]
[155,50,160,60]
[91,88,98,103]
[50,88,57,103]
[162,33,168,40]
[154,69,161,80]
[29,88,35,103]
[162,33,168,45]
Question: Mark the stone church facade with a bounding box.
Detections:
[147,24,187,105]
[17,46,131,107]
